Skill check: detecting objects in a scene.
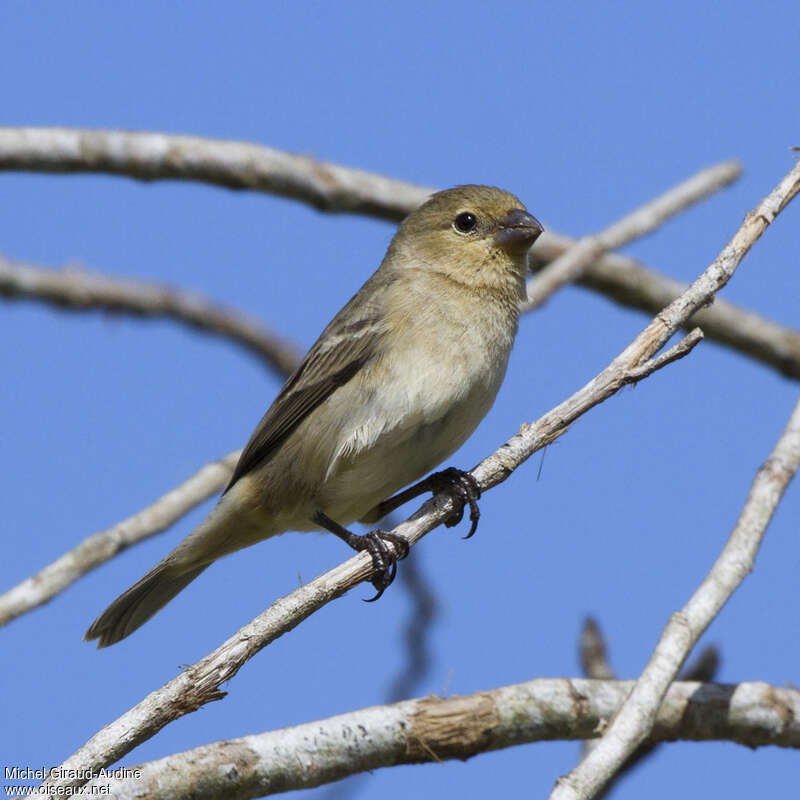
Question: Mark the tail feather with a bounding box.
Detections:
[84,563,207,648]
[85,480,272,647]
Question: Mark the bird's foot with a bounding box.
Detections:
[428,468,482,538]
[355,530,410,602]
[312,511,409,601]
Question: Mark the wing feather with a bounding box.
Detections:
[224,300,388,492]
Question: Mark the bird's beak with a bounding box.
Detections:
[493,209,544,251]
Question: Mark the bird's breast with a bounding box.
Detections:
[315,292,516,523]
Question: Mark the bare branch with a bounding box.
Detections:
[625,328,704,380]
[522,161,742,311]
[0,127,432,220]
[550,159,800,800]
[0,255,301,375]
[40,233,709,793]
[82,679,800,799]
[0,451,239,627]
[578,618,720,800]
[551,238,800,380]
[4,127,800,380]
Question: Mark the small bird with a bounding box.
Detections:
[85,185,543,647]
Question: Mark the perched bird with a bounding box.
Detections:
[85,185,543,647]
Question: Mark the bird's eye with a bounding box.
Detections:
[453,212,478,234]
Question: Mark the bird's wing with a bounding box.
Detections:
[224,301,389,492]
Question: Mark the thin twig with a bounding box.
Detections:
[544,238,800,380]
[5,127,800,380]
[0,255,301,375]
[82,678,800,799]
[550,159,800,800]
[626,329,704,379]
[522,161,742,311]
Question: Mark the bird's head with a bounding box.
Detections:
[387,185,543,299]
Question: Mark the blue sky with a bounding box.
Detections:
[1,2,799,798]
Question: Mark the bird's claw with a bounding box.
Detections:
[361,530,409,602]
[431,467,482,539]
[312,511,410,602]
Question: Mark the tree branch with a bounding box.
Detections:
[5,127,800,380]
[0,254,301,376]
[0,127,432,220]
[81,678,800,799]
[550,158,800,800]
[578,618,720,799]
[522,160,742,311]
[549,239,800,380]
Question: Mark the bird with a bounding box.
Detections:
[85,185,543,647]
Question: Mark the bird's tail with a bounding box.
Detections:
[84,562,208,648]
[85,477,274,647]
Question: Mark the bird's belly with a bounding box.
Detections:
[316,373,499,525]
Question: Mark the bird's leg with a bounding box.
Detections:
[312,511,409,602]
[375,467,482,539]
